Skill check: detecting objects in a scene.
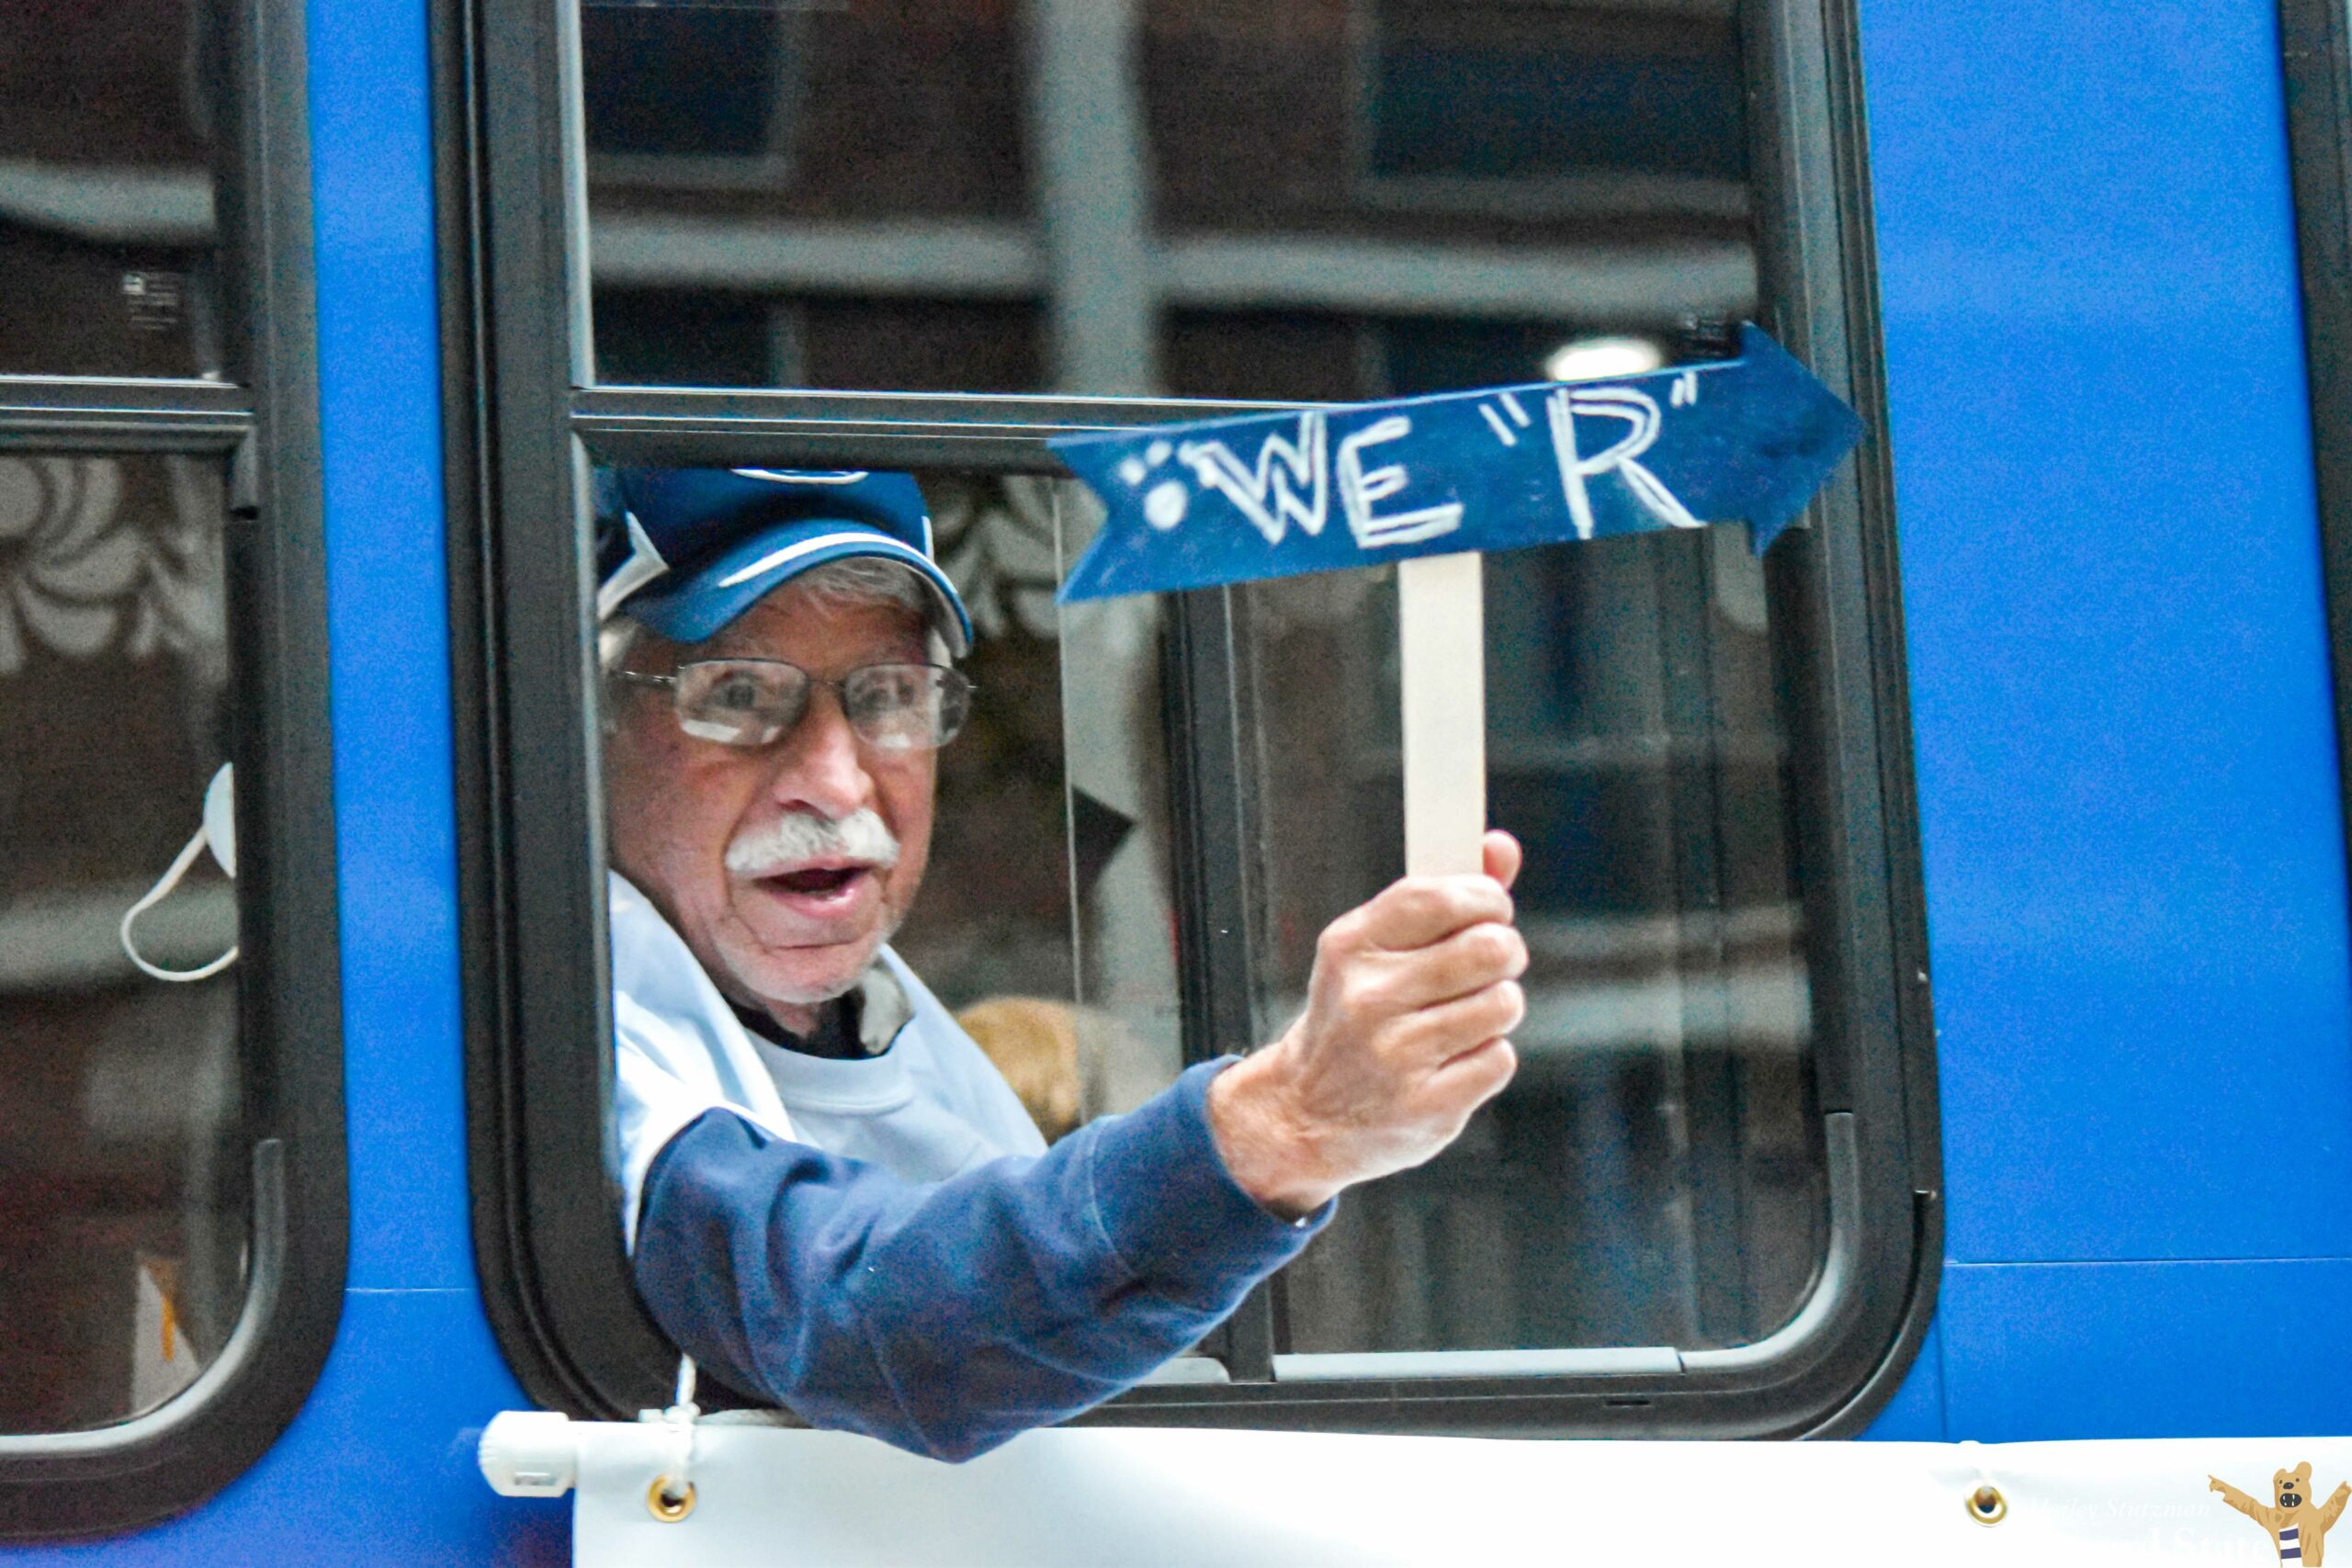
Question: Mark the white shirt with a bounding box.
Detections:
[608,871,1046,1248]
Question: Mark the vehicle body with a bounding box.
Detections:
[0,0,2346,1556]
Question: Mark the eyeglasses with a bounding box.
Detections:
[616,659,973,752]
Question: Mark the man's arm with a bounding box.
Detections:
[637,830,1529,1461]
[2322,1482,2350,1529]
[634,1059,1323,1463]
[1208,831,1528,1214]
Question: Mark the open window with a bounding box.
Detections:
[0,0,342,1540]
[450,0,1935,1436]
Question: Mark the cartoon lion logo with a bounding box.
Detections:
[2212,1462,2350,1562]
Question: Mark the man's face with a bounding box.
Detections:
[604,581,938,1032]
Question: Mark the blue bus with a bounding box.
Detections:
[0,0,2346,1555]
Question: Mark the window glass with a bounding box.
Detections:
[576,0,1752,397]
[0,0,224,378]
[597,457,1824,1355]
[888,477,1080,1021]
[582,0,1035,391]
[1356,0,1748,189]
[593,294,1046,395]
[1238,530,1823,1356]
[892,476,1189,1136]
[594,470,1186,1147]
[0,452,245,1430]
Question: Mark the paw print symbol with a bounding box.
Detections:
[1115,441,1190,531]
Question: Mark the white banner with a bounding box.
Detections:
[481,1412,2352,1566]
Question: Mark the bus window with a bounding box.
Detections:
[1242,528,1819,1359]
[913,455,1823,1358]
[585,469,1187,1146]
[892,458,1826,1373]
[580,0,1040,394]
[0,0,340,1538]
[460,0,1930,1434]
[0,0,224,379]
[0,455,243,1429]
[892,477,1190,1134]
[570,0,1752,401]
[2280,0,2352,790]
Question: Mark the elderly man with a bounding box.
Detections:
[599,468,1526,1461]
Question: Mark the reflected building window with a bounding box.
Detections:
[575,0,1752,400]
[0,0,222,378]
[0,453,245,1431]
[1356,0,1749,200]
[584,1,808,175]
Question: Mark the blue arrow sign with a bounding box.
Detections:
[1051,325,1864,603]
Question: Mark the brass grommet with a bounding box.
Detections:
[1967,1484,2007,1526]
[648,1477,697,1523]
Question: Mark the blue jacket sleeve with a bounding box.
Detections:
[631,1058,1329,1462]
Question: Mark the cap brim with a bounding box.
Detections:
[625,525,973,657]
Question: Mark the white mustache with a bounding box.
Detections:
[725,808,900,878]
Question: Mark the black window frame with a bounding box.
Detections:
[447,0,1940,1436]
[0,0,345,1539]
[2284,0,2352,847]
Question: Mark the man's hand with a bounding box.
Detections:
[1207,830,1527,1218]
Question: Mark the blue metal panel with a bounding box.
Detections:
[1,1294,561,1563]
[6,0,568,1554]
[1941,1261,2352,1438]
[307,0,475,1296]
[1860,0,2352,1267]
[25,0,578,1552]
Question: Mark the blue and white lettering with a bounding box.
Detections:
[1175,413,1329,546]
[1546,387,1702,541]
[1049,324,1863,603]
[1335,416,1464,549]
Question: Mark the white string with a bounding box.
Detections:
[655,1357,701,1506]
[119,821,239,983]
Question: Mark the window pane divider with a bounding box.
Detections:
[0,378,252,450]
[572,385,1317,449]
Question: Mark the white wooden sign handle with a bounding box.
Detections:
[1397,552,1487,878]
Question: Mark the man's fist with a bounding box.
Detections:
[1207,830,1528,1217]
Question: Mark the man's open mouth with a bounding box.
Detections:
[743,857,882,908]
[768,865,865,897]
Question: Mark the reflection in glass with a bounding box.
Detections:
[577,0,1754,397]
[0,453,245,1430]
[758,476,1186,1143]
[881,457,1825,1353]
[1238,528,1824,1354]
[572,0,1823,1358]
[1358,1,1748,191]
[0,1,222,378]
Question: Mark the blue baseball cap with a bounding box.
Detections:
[594,468,973,657]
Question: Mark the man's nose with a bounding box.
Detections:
[764,686,875,818]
